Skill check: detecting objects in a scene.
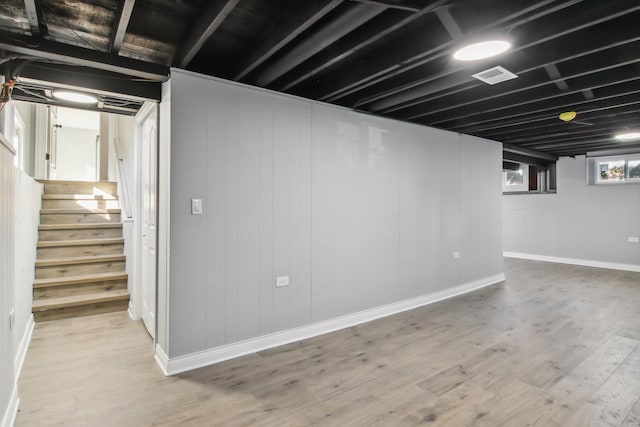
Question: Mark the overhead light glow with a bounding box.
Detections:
[615,132,640,141]
[453,40,511,61]
[53,90,98,104]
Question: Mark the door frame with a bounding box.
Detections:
[132,102,159,340]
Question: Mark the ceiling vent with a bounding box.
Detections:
[472,66,518,85]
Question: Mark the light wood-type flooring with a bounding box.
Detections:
[16,258,640,426]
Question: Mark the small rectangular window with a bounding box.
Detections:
[587,154,640,185]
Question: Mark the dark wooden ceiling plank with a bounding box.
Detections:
[367,5,640,113]
[351,0,420,12]
[255,3,388,87]
[234,0,344,81]
[109,0,136,54]
[175,0,240,68]
[279,0,448,92]
[0,31,169,81]
[319,0,570,102]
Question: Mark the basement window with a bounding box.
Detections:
[503,160,556,194]
[587,154,640,185]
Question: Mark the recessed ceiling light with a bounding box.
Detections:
[615,131,640,141]
[53,90,98,104]
[453,40,511,61]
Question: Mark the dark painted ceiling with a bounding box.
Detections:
[1,0,640,155]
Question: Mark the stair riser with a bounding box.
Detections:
[41,200,120,209]
[39,227,123,241]
[42,182,117,196]
[34,279,128,299]
[37,243,124,259]
[35,260,126,279]
[40,213,121,224]
[33,299,129,322]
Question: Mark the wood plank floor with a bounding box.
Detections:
[16,258,640,426]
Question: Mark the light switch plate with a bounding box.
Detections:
[452,252,460,260]
[276,276,289,288]
[191,198,203,215]
[629,237,639,243]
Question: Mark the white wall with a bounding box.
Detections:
[0,133,17,427]
[503,155,640,269]
[55,127,99,181]
[14,102,36,177]
[159,70,504,363]
[13,172,40,374]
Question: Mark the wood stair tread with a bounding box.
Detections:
[32,289,129,311]
[34,271,128,288]
[39,223,123,230]
[38,238,124,247]
[36,254,126,267]
[42,194,118,200]
[41,208,121,214]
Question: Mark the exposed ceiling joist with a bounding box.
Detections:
[255,3,388,87]
[109,0,136,54]
[175,0,240,68]
[234,0,344,81]
[0,32,169,81]
[279,0,448,91]
[23,0,46,36]
[351,0,421,12]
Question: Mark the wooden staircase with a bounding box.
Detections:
[33,180,129,322]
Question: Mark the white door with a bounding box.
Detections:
[140,116,157,338]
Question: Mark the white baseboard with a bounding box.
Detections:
[504,252,640,273]
[14,314,34,381]
[1,386,19,427]
[156,273,505,376]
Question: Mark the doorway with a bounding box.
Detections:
[50,107,100,181]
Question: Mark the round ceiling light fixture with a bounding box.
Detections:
[614,131,640,141]
[52,90,98,104]
[453,40,511,61]
[559,111,577,122]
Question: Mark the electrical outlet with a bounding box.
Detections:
[191,198,203,215]
[628,237,639,243]
[9,309,15,329]
[452,252,460,260]
[276,276,289,288]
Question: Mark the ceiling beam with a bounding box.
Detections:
[255,3,387,87]
[175,0,240,68]
[0,32,169,81]
[279,0,447,91]
[350,0,420,12]
[234,0,343,81]
[17,62,161,102]
[23,0,46,36]
[109,0,136,54]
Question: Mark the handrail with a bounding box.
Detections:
[109,135,133,219]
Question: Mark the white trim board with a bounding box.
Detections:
[0,386,19,427]
[155,273,505,376]
[14,314,34,381]
[504,252,640,273]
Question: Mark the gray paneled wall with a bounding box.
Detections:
[164,70,503,358]
[503,156,640,266]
